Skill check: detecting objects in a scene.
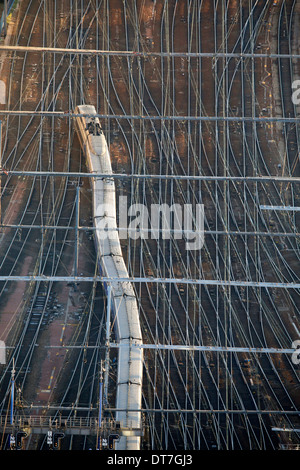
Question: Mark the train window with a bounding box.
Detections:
[86,119,102,136]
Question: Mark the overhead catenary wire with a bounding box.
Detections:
[1,43,300,59]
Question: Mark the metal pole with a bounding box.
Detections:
[10,358,15,425]
[0,275,299,289]
[99,380,103,426]
[4,0,7,37]
[1,223,300,239]
[104,285,111,402]
[0,119,1,225]
[0,109,300,124]
[74,186,80,278]
[0,44,300,59]
[2,169,300,183]
[9,357,15,449]
[97,361,104,450]
[272,428,300,432]
[260,205,300,212]
[45,343,296,355]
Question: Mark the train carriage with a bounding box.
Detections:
[74,105,143,450]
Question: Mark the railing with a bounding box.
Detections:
[0,415,119,431]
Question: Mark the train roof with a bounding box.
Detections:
[75,104,97,115]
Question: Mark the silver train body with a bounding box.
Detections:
[74,105,143,450]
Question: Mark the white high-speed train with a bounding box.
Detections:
[74,105,143,450]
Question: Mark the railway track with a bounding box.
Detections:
[0,0,105,450]
[0,0,299,450]
[102,0,300,449]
